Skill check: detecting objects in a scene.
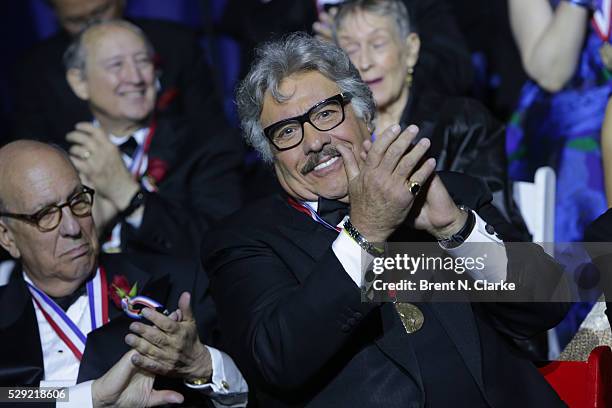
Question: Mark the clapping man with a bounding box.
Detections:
[204,33,567,407]
[0,140,247,407]
[11,0,229,144]
[62,20,242,256]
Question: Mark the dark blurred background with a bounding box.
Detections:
[0,0,526,145]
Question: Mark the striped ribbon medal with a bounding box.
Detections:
[286,196,342,232]
[27,267,109,360]
[121,295,164,320]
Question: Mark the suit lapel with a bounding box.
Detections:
[429,302,484,391]
[104,256,152,320]
[147,118,180,173]
[276,197,339,282]
[374,303,424,395]
[277,225,335,258]
[374,302,486,398]
[78,256,171,382]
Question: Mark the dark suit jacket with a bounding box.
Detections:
[204,172,567,407]
[105,115,244,257]
[9,19,229,144]
[0,253,216,406]
[400,90,530,240]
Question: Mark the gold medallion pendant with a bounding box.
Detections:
[395,303,424,333]
[599,42,612,70]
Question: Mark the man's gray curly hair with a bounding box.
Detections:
[235,32,376,163]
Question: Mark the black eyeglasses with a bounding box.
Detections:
[0,186,95,232]
[263,92,353,151]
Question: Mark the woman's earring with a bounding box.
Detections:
[405,67,414,89]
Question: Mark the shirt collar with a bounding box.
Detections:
[92,119,148,146]
[305,200,317,211]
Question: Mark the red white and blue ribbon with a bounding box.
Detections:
[87,266,109,330]
[121,295,163,319]
[128,118,157,186]
[103,119,159,253]
[27,267,109,361]
[287,196,342,232]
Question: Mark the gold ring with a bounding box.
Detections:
[408,180,421,196]
[83,150,91,160]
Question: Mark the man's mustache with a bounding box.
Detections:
[301,145,341,175]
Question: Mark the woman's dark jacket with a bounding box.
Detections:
[400,90,530,240]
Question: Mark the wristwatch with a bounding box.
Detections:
[343,218,384,257]
[185,377,210,386]
[118,188,146,219]
[438,205,476,249]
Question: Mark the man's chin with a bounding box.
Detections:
[71,251,97,277]
[319,193,349,203]
[294,178,349,202]
[312,183,349,201]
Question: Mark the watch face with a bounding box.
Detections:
[133,190,146,206]
[120,189,146,218]
[438,206,474,248]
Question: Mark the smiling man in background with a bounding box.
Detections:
[10,0,229,145]
[60,19,242,257]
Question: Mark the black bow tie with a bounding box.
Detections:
[118,136,139,158]
[317,197,349,227]
[49,284,87,312]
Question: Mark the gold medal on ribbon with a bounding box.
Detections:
[599,42,612,70]
[395,303,424,333]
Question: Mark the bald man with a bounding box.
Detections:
[58,19,243,257]
[0,141,247,407]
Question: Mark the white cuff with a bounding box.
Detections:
[442,212,508,282]
[56,381,93,408]
[124,210,144,229]
[332,229,374,288]
[184,346,248,407]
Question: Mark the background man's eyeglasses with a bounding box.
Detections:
[264,93,353,151]
[0,186,95,232]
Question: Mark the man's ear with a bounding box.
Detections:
[66,68,89,101]
[0,220,20,259]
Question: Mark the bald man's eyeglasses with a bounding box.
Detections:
[0,186,95,232]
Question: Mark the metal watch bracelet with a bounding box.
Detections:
[343,218,384,257]
[118,188,146,219]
